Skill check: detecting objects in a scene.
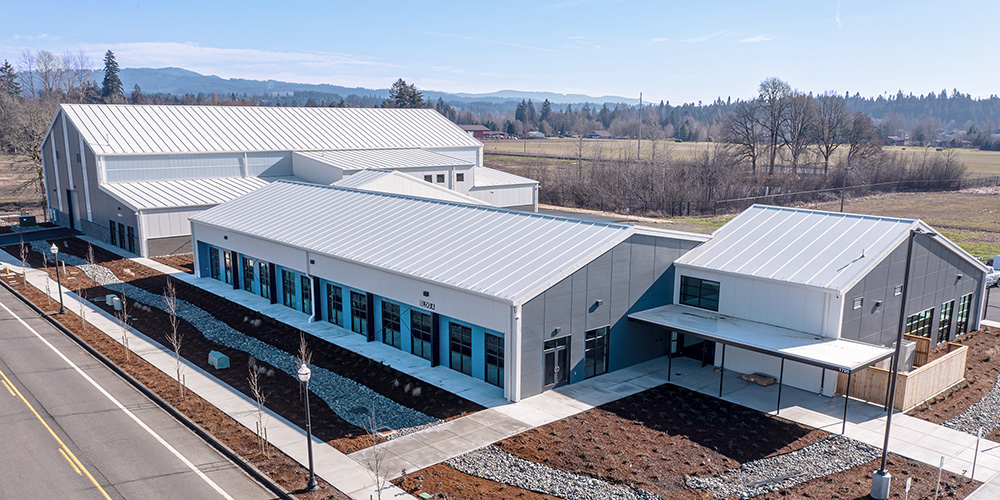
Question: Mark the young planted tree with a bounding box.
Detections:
[117,283,132,362]
[364,406,390,500]
[163,277,185,397]
[247,355,270,455]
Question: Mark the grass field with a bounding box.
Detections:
[484,138,1000,175]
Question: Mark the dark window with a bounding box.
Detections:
[381,301,401,349]
[76,153,81,163]
[350,291,367,335]
[223,251,232,284]
[938,300,954,342]
[449,322,472,375]
[585,326,610,379]
[281,269,296,308]
[905,308,934,338]
[301,276,312,315]
[955,293,973,335]
[326,284,343,327]
[259,262,270,300]
[209,247,220,280]
[127,226,135,253]
[423,174,433,182]
[242,257,255,293]
[456,173,465,182]
[109,220,117,246]
[436,173,445,183]
[411,310,433,361]
[680,276,720,311]
[485,333,503,387]
[118,223,126,249]
[55,150,60,160]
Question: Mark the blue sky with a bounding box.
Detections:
[4,1,998,103]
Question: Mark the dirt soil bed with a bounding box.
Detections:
[0,275,349,499]
[398,382,979,499]
[152,253,195,274]
[5,238,483,454]
[909,328,1000,440]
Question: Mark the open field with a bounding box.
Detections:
[484,138,1000,175]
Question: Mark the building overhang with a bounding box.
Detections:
[629,304,893,373]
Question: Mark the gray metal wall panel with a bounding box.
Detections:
[246,152,293,177]
[843,234,985,347]
[147,235,193,256]
[518,233,694,398]
[104,153,243,182]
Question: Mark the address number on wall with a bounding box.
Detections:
[420,300,436,310]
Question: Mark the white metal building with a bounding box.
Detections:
[40,104,538,257]
[189,180,708,401]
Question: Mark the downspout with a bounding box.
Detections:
[509,304,522,402]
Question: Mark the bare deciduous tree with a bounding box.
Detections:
[846,111,883,168]
[781,93,817,173]
[364,406,390,500]
[247,355,270,455]
[163,277,185,397]
[815,94,850,175]
[757,77,793,175]
[726,99,764,172]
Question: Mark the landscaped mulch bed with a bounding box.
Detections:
[398,381,980,499]
[151,253,195,274]
[909,328,1000,440]
[1,274,349,499]
[494,383,826,499]
[6,238,483,453]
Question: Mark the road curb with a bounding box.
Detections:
[0,277,297,500]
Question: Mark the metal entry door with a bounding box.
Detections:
[543,337,570,389]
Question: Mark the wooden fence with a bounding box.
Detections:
[836,342,968,412]
[903,334,932,367]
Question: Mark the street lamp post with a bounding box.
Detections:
[297,364,319,492]
[50,243,65,314]
[872,228,933,499]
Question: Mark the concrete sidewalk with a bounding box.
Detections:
[0,250,414,500]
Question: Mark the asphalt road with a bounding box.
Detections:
[0,285,276,500]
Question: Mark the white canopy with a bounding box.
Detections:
[629,304,893,373]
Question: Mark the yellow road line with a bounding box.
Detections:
[0,367,112,500]
[2,378,14,396]
[59,447,83,475]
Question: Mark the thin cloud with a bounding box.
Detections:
[683,30,729,43]
[650,37,670,43]
[566,36,600,50]
[836,0,843,28]
[419,31,557,53]
[739,35,772,43]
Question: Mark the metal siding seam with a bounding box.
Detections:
[61,116,75,190]
[735,211,815,277]
[795,217,879,286]
[50,139,63,211]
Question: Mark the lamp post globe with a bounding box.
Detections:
[297,362,318,491]
[50,243,65,314]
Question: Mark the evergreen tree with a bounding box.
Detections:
[540,99,552,123]
[384,78,424,108]
[1,60,20,96]
[101,50,124,101]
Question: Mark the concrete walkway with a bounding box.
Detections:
[61,239,1000,494]
[0,250,414,500]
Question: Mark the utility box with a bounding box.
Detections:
[208,350,230,370]
[111,296,122,311]
[106,294,116,305]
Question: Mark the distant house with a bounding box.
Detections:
[527,131,546,139]
[586,130,612,139]
[885,136,906,147]
[458,124,491,139]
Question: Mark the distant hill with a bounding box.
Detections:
[98,67,640,106]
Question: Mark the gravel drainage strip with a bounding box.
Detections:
[944,374,1000,435]
[685,435,881,499]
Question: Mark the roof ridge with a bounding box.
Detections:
[750,203,919,224]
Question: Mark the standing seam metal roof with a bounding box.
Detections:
[675,205,922,292]
[189,180,635,304]
[59,104,482,155]
[100,176,282,211]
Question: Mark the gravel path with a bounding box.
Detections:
[685,435,880,499]
[447,445,658,500]
[944,374,1000,435]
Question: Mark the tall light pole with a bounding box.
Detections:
[297,364,319,492]
[872,228,934,499]
[50,243,65,314]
